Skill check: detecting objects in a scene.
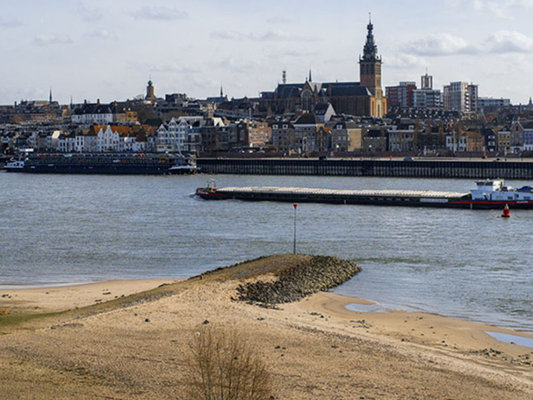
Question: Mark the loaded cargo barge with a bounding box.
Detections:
[196,179,533,209]
[4,153,197,175]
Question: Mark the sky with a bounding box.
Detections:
[2,0,533,105]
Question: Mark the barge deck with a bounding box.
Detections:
[196,186,471,208]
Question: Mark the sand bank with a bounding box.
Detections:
[0,255,531,399]
[0,279,180,314]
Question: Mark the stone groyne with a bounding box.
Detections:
[236,255,361,306]
[198,158,533,179]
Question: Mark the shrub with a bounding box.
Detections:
[183,325,272,400]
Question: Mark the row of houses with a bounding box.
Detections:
[4,113,533,156]
[2,116,273,154]
[269,114,533,155]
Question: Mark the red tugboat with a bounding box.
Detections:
[195,180,228,199]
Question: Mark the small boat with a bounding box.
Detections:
[3,153,194,175]
[169,165,198,174]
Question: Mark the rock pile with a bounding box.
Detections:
[236,255,361,306]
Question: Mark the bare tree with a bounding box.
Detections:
[183,325,272,400]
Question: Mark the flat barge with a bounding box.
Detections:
[4,153,197,175]
[196,179,533,209]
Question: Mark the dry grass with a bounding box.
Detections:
[183,325,273,400]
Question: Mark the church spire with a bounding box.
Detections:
[49,88,53,104]
[361,13,380,62]
[308,69,312,82]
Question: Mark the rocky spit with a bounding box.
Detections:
[236,255,361,306]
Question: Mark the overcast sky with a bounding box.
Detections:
[2,0,533,105]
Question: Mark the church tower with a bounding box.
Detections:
[359,16,386,117]
[145,79,156,102]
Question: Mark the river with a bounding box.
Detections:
[0,172,531,332]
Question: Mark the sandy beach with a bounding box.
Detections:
[0,279,181,314]
[0,255,531,399]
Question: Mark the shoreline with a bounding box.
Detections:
[310,292,533,353]
[1,278,532,350]
[0,255,531,399]
[0,278,181,314]
[2,279,530,334]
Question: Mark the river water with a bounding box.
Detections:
[1,172,532,332]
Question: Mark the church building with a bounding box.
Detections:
[261,19,386,118]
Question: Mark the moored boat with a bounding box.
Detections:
[169,165,198,175]
[4,153,198,175]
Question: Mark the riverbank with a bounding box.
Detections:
[0,279,180,314]
[0,255,532,399]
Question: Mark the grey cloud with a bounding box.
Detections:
[128,62,199,75]
[210,30,315,42]
[471,0,533,19]
[472,0,512,19]
[210,31,247,40]
[211,57,261,74]
[77,2,103,22]
[485,30,533,53]
[132,6,188,21]
[34,34,73,46]
[87,30,118,40]
[403,33,479,56]
[271,49,320,58]
[266,16,293,24]
[404,30,533,57]
[386,54,426,69]
[0,17,22,27]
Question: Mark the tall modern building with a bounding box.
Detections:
[420,72,433,90]
[385,81,416,109]
[412,73,442,109]
[443,82,478,112]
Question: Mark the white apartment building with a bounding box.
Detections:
[155,117,203,153]
[443,82,478,112]
[413,89,442,109]
[97,126,120,152]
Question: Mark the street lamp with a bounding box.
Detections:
[293,203,298,254]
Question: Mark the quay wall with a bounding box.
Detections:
[197,158,533,179]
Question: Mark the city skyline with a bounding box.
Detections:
[2,0,533,105]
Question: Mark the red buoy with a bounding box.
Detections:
[501,204,511,218]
